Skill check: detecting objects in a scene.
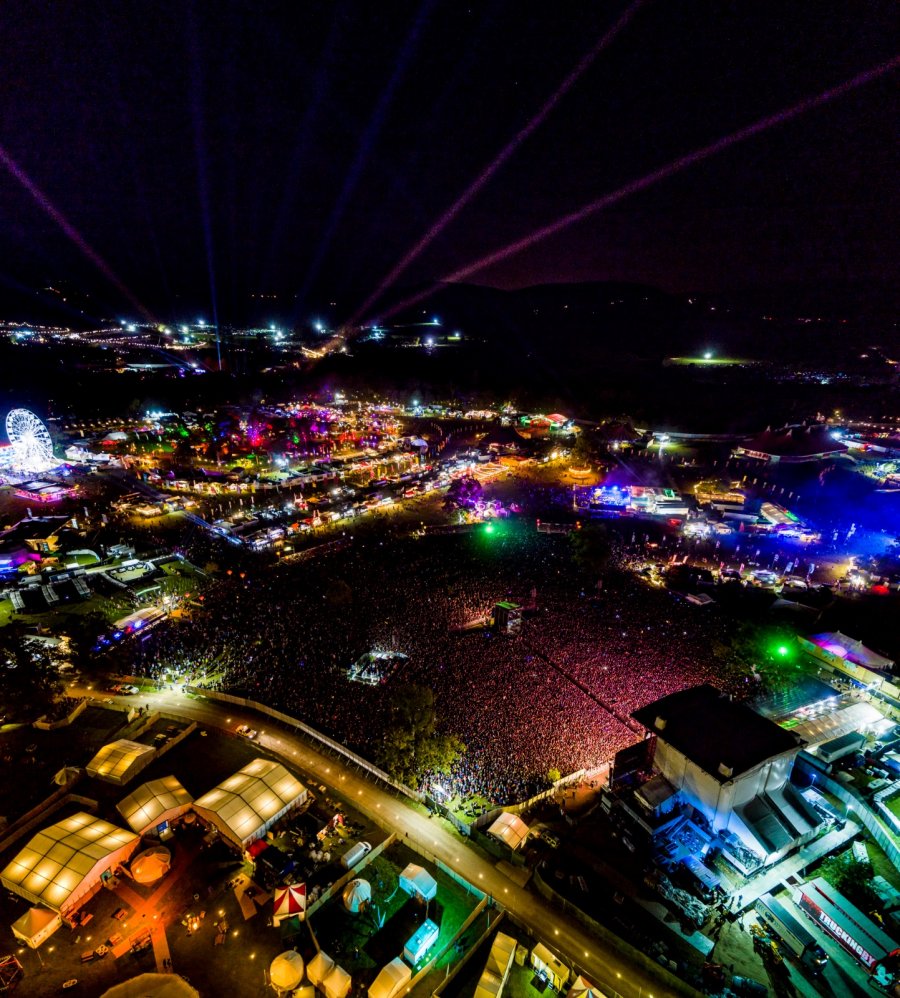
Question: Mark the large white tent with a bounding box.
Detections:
[101,974,199,998]
[11,907,61,949]
[487,812,529,851]
[87,739,156,786]
[399,863,437,901]
[368,958,411,998]
[117,775,193,835]
[193,758,307,851]
[0,812,138,916]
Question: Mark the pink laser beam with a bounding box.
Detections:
[350,0,646,325]
[368,53,900,324]
[0,144,153,321]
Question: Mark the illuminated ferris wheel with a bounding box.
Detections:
[5,409,54,473]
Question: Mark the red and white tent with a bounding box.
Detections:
[272,883,306,924]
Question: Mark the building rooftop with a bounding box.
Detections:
[632,684,802,782]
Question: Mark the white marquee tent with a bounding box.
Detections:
[368,958,411,998]
[323,964,352,998]
[0,812,138,916]
[193,758,307,851]
[11,907,61,949]
[101,974,199,998]
[487,812,530,851]
[342,878,372,913]
[117,776,193,835]
[399,863,437,901]
[87,739,156,786]
[307,951,335,987]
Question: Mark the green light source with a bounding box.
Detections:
[777,645,789,657]
[484,523,494,534]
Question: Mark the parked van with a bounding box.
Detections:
[341,841,372,869]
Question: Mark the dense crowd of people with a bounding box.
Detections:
[134,525,748,804]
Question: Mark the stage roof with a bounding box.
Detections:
[739,424,847,458]
[632,684,801,782]
[117,776,193,833]
[0,812,138,912]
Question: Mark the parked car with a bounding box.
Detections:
[341,841,372,869]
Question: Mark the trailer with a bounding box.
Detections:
[796,878,897,969]
[755,893,828,974]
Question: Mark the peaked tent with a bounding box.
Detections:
[368,958,411,998]
[269,950,305,992]
[323,965,352,998]
[100,974,199,998]
[193,758,308,851]
[399,863,437,901]
[568,977,602,998]
[117,776,193,835]
[0,811,139,915]
[307,951,335,987]
[272,883,307,925]
[87,739,156,786]
[487,812,529,851]
[11,907,61,948]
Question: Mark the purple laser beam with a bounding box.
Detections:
[350,0,646,325]
[0,144,153,321]
[368,54,900,325]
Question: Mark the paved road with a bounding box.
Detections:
[81,683,693,998]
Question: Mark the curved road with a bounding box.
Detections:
[82,683,692,998]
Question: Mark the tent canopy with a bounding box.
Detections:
[270,950,305,991]
[368,958,411,998]
[487,812,530,851]
[307,951,335,987]
[568,976,601,998]
[323,965,352,998]
[101,974,199,998]
[11,907,61,948]
[273,883,306,924]
[87,739,156,785]
[399,863,437,901]
[1,811,138,913]
[194,758,307,849]
[117,776,193,834]
[131,847,171,885]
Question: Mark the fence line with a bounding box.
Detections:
[796,757,900,871]
[184,687,422,802]
[306,834,397,920]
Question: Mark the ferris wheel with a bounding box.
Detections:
[5,409,54,473]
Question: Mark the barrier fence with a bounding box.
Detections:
[184,687,423,803]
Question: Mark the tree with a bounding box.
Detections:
[0,626,61,722]
[443,475,483,511]
[377,684,466,790]
[569,523,614,580]
[818,854,879,912]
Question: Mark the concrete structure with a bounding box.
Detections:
[632,685,821,867]
[193,757,307,851]
[0,812,138,916]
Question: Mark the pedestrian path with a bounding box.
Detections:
[151,925,171,973]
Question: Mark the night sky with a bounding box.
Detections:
[0,1,897,323]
